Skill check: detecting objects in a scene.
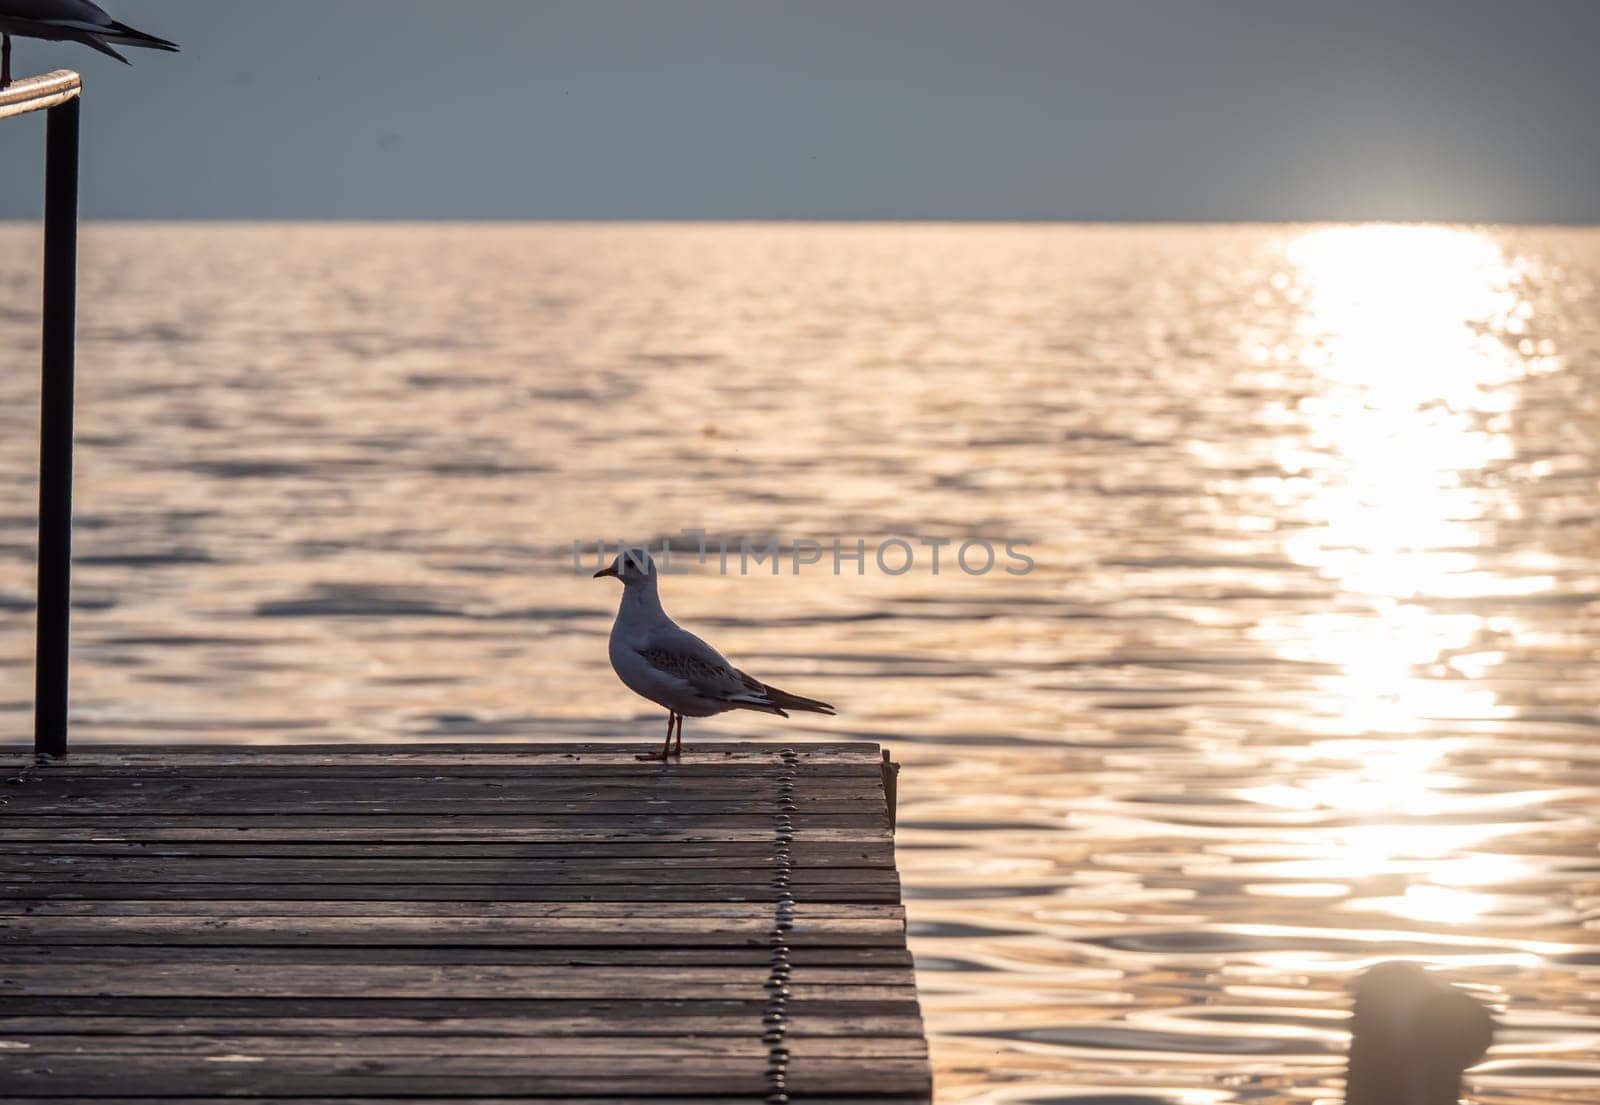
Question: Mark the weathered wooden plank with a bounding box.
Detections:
[0,1034,929,1059]
[5,764,887,780]
[0,998,924,1019]
[1,778,883,799]
[0,901,902,921]
[0,823,891,844]
[0,742,879,765]
[0,916,904,946]
[0,946,915,968]
[0,808,886,828]
[0,1100,938,1105]
[4,748,879,763]
[0,901,904,919]
[3,764,876,783]
[2,842,895,866]
[1,798,881,816]
[0,1013,930,1038]
[3,740,876,752]
[0,1099,934,1105]
[0,1054,935,1096]
[0,963,916,999]
[0,858,892,883]
[1,768,875,785]
[0,883,900,903]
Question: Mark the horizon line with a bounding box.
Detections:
[2,216,1598,229]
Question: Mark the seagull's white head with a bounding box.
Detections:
[593,547,656,587]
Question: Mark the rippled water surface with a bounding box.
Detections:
[2,223,1599,1103]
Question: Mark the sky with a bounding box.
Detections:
[0,0,1597,222]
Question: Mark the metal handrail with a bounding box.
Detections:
[0,69,80,120]
[3,70,82,761]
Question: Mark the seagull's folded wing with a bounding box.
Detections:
[2,0,116,27]
[635,625,787,714]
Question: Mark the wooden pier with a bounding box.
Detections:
[0,742,930,1103]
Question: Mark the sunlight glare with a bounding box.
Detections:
[1233,227,1562,911]
[1256,225,1544,737]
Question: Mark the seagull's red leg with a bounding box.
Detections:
[636,712,674,761]
[2,35,11,91]
[673,713,684,757]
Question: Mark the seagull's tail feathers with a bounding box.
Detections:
[725,668,835,718]
[759,682,837,717]
[74,33,129,65]
[100,20,179,52]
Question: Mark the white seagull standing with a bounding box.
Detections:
[594,548,835,761]
[0,1,178,89]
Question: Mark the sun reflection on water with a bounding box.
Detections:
[1258,226,1548,738]
[1251,225,1556,916]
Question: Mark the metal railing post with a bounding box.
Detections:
[34,95,79,760]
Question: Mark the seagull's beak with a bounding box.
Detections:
[593,565,619,579]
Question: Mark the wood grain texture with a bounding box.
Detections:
[0,742,930,1101]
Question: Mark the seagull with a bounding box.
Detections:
[594,548,835,761]
[0,1,178,90]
